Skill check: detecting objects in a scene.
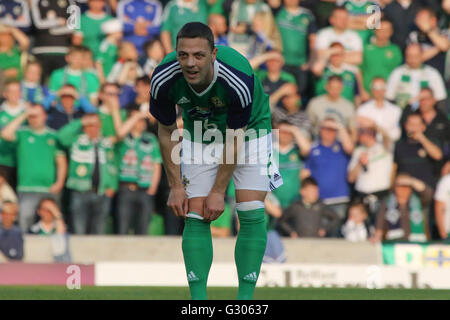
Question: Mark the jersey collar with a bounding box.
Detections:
[187,60,219,97]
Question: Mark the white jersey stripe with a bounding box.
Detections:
[151,62,181,97]
[219,63,252,104]
[218,71,246,107]
[154,69,183,99]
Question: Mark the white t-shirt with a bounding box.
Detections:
[357,99,402,143]
[315,27,363,52]
[434,175,450,234]
[348,143,393,194]
[385,64,448,102]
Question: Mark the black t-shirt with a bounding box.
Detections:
[394,137,441,187]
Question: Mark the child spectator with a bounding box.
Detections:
[29,197,67,235]
[341,202,370,242]
[0,201,23,260]
[49,45,101,106]
[279,177,340,238]
[0,24,30,80]
[107,42,144,106]
[141,38,165,77]
[43,84,97,130]
[21,61,49,105]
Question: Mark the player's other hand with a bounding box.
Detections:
[168,186,188,218]
[203,192,225,222]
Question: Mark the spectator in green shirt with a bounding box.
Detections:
[48,45,101,106]
[160,0,209,54]
[96,18,123,82]
[0,24,30,81]
[360,18,402,95]
[72,0,113,60]
[0,81,28,190]
[1,105,67,232]
[114,107,162,235]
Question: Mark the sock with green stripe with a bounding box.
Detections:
[235,201,267,300]
[182,212,213,300]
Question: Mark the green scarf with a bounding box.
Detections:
[385,193,427,242]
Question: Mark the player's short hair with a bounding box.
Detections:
[36,197,57,211]
[176,22,215,51]
[301,177,318,189]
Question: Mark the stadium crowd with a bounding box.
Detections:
[0,0,449,262]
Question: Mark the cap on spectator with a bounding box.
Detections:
[59,86,79,100]
[101,19,123,34]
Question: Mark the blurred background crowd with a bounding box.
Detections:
[0,0,449,262]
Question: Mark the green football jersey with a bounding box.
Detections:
[15,127,64,192]
[361,42,402,91]
[272,145,302,209]
[79,12,112,59]
[0,107,24,167]
[275,7,317,66]
[342,0,376,44]
[315,65,358,102]
[49,67,100,99]
[150,46,272,144]
[118,132,162,188]
[161,0,208,48]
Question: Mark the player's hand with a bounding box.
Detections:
[290,231,298,239]
[146,185,158,196]
[203,191,225,222]
[168,186,188,218]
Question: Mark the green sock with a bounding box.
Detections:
[235,201,267,300]
[182,212,213,300]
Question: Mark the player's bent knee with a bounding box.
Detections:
[236,201,266,224]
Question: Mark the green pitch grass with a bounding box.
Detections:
[0,286,449,300]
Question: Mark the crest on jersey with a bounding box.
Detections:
[211,96,225,108]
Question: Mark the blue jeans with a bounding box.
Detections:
[70,191,111,235]
[117,186,154,235]
[18,192,57,232]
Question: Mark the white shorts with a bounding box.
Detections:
[180,133,283,199]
